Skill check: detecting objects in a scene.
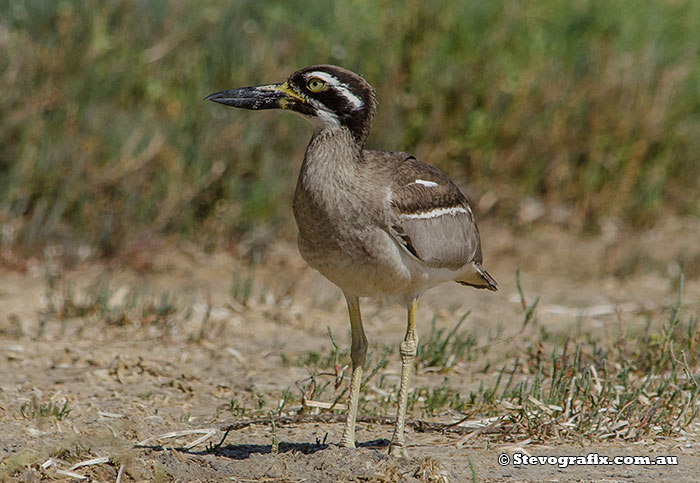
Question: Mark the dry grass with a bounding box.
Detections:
[2,227,700,479]
[232,274,700,446]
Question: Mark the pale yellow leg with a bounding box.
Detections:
[339,293,368,448]
[388,298,419,458]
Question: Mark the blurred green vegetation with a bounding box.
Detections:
[1,0,699,259]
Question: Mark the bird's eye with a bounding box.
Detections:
[306,77,326,93]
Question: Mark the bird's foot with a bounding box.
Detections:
[339,433,356,449]
[387,442,408,458]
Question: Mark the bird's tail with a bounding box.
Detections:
[457,263,498,291]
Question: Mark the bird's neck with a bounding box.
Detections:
[302,126,363,175]
[295,127,366,210]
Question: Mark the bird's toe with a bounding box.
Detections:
[387,443,409,458]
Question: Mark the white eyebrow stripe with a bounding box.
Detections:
[305,71,342,86]
[399,206,470,219]
[305,71,364,109]
[335,85,363,109]
[410,179,439,188]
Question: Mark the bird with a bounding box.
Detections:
[206,65,497,457]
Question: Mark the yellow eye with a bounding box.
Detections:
[306,77,326,92]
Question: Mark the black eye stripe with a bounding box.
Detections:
[286,65,377,141]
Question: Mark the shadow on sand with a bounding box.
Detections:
[139,438,390,461]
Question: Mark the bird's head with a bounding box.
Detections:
[206,65,377,144]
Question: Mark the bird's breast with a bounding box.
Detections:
[292,179,411,297]
[290,128,415,297]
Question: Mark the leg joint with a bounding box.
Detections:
[351,333,368,367]
[399,331,418,359]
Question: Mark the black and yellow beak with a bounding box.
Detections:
[205,82,307,111]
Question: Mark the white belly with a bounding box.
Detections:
[298,228,466,307]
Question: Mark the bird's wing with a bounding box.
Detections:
[386,155,483,271]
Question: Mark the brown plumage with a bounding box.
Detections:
[206,64,496,457]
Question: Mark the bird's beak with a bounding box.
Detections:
[205,82,306,111]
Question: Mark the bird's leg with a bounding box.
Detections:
[388,298,419,458]
[340,293,368,449]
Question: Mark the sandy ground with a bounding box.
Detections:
[2,217,700,481]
